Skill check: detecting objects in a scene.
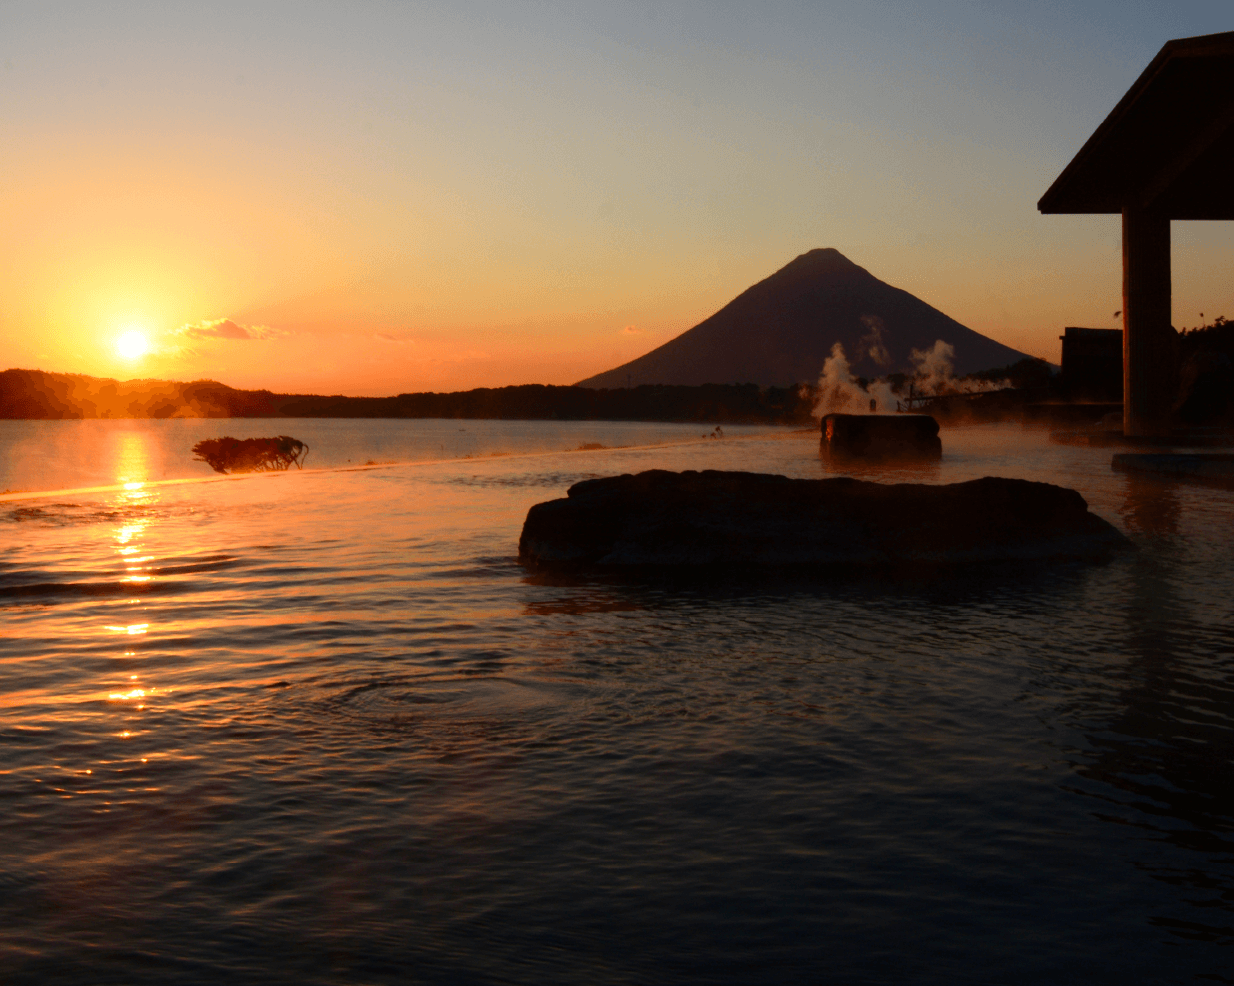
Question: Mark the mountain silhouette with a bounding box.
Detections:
[577,249,1030,388]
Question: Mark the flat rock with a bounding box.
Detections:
[821,413,942,460]
[519,470,1130,569]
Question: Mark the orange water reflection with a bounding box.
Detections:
[1119,474,1181,537]
[112,481,159,584]
[104,481,161,719]
[105,676,162,711]
[115,432,151,486]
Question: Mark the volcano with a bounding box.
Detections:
[576,249,1030,388]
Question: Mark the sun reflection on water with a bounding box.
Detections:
[106,681,157,711]
[115,432,150,487]
[116,523,143,544]
[103,479,163,722]
[111,479,163,589]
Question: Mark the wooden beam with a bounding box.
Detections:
[1135,98,1234,212]
[1122,208,1174,436]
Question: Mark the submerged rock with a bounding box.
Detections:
[519,469,1129,569]
[821,413,942,460]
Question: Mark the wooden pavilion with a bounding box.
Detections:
[1039,31,1234,436]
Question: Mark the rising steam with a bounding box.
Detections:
[812,343,896,416]
[813,336,1009,418]
[908,341,1008,395]
[856,315,891,367]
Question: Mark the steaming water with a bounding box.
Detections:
[0,418,763,493]
[2,420,1232,985]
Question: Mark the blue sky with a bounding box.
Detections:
[1,1,1230,392]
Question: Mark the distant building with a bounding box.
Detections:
[1060,327,1123,402]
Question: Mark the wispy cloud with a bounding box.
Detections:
[375,332,416,344]
[176,318,282,341]
[621,325,642,335]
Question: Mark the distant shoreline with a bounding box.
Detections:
[0,369,816,425]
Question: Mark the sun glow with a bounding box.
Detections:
[116,329,150,360]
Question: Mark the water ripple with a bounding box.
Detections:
[0,423,1231,984]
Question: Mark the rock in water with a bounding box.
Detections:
[191,436,309,474]
[821,413,942,460]
[518,470,1129,569]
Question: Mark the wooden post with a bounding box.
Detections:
[1121,208,1174,437]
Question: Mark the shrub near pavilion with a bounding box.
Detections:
[1176,316,1234,424]
[192,436,309,474]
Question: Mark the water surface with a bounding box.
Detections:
[1,421,1231,984]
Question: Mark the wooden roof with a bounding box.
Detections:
[1038,31,1234,219]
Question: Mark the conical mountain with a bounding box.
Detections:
[576,249,1029,388]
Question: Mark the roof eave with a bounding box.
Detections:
[1038,31,1234,215]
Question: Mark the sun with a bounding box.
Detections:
[116,329,150,361]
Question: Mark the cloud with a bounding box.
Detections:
[180,318,250,340]
[375,332,416,344]
[621,325,643,335]
[176,318,281,341]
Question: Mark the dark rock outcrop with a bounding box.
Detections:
[518,470,1129,569]
[192,436,309,474]
[821,413,942,460]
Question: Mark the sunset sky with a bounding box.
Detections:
[2,1,1231,395]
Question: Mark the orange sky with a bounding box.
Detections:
[2,3,1231,395]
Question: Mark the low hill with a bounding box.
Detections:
[0,368,816,424]
[0,369,282,419]
[576,249,1029,388]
